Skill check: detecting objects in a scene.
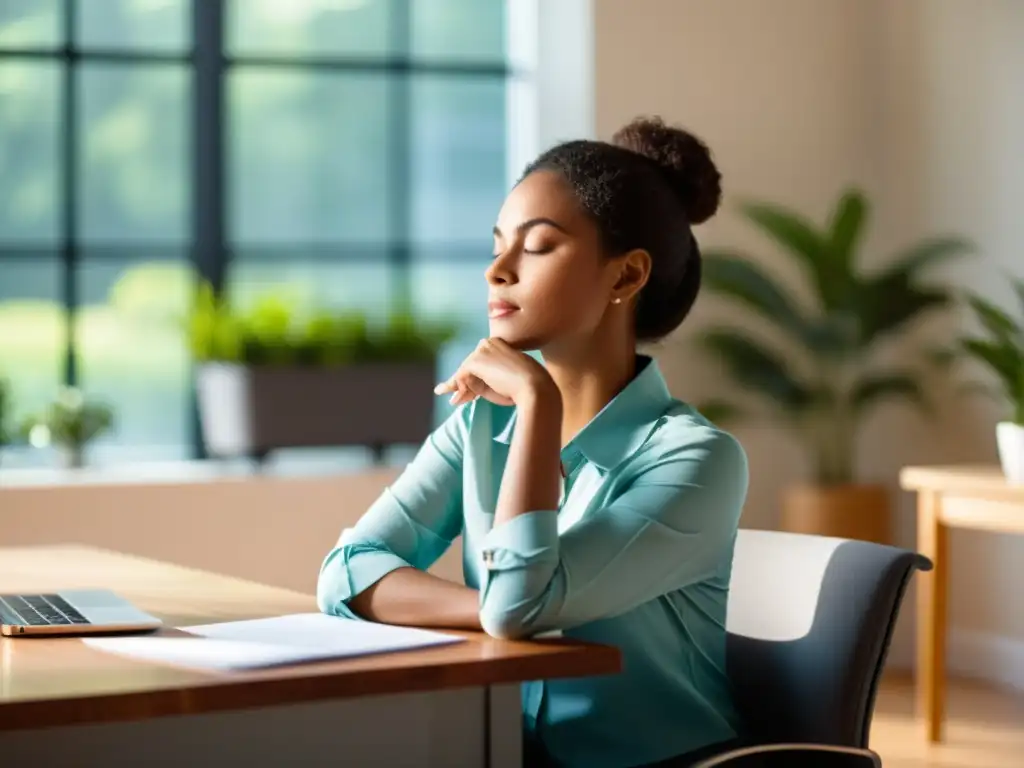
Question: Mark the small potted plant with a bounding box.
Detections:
[696,187,971,542]
[187,282,458,463]
[953,281,1024,482]
[21,387,115,469]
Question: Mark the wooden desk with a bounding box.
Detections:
[899,465,1024,743]
[0,545,620,767]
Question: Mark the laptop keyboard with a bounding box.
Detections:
[0,594,91,626]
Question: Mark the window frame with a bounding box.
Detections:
[0,0,514,459]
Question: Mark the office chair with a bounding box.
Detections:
[696,528,932,766]
[692,742,882,767]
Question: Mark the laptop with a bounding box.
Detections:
[0,590,163,637]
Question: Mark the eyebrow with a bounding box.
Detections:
[492,217,570,239]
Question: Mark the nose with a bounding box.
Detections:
[485,249,518,286]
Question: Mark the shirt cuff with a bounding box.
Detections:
[479,511,560,571]
[317,541,412,621]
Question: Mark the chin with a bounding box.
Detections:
[487,319,543,351]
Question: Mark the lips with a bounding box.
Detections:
[487,299,519,319]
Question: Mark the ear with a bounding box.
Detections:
[609,248,651,304]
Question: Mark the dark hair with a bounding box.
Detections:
[520,116,722,342]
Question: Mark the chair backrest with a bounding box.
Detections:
[725,529,932,747]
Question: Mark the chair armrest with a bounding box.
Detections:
[690,742,881,767]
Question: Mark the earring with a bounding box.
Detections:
[611,297,622,305]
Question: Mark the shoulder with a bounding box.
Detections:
[631,402,749,491]
[618,405,748,534]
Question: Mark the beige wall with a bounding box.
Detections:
[875,0,1024,646]
[593,0,1024,682]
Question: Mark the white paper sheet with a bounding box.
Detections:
[82,613,465,672]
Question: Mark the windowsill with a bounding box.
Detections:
[0,447,416,489]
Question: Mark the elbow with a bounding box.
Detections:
[315,588,333,616]
[315,546,352,616]
[479,607,536,640]
[478,564,563,639]
[479,590,553,640]
[316,565,341,616]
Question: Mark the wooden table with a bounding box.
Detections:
[899,465,1024,743]
[0,545,621,767]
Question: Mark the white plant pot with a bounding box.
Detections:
[996,421,1024,484]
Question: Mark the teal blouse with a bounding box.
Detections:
[317,355,748,767]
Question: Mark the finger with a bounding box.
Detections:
[461,374,500,403]
[433,379,457,395]
[460,374,516,407]
[486,337,512,351]
[433,344,489,394]
[435,369,470,395]
[449,380,476,406]
[437,368,474,396]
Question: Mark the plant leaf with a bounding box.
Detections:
[700,328,815,412]
[885,236,973,275]
[702,251,807,329]
[702,251,852,356]
[739,201,849,312]
[960,337,1024,399]
[696,399,745,426]
[851,371,929,415]
[856,273,951,347]
[1014,277,1024,320]
[965,293,1022,344]
[854,235,970,347]
[829,188,868,273]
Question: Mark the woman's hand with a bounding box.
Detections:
[433,338,559,408]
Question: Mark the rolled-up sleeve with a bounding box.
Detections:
[316,403,471,620]
[478,430,747,639]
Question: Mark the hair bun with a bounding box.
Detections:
[612,116,722,225]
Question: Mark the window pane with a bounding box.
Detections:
[227,0,390,58]
[0,62,60,244]
[76,0,188,52]
[410,254,488,425]
[77,258,192,460]
[78,63,188,244]
[0,0,61,49]
[0,258,65,424]
[230,71,391,245]
[229,255,393,321]
[411,74,506,243]
[411,0,505,62]
[409,249,487,327]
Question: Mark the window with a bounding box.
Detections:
[0,0,513,465]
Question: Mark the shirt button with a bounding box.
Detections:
[481,550,495,566]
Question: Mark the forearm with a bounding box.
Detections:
[494,388,563,527]
[346,566,482,630]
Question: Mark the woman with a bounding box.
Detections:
[317,117,749,767]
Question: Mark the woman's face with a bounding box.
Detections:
[487,170,624,351]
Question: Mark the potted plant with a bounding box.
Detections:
[20,387,115,469]
[697,187,970,543]
[187,282,458,464]
[952,281,1024,482]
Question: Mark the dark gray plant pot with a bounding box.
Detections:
[196,362,438,462]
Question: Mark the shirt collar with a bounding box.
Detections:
[493,355,674,472]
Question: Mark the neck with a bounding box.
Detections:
[541,338,638,449]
